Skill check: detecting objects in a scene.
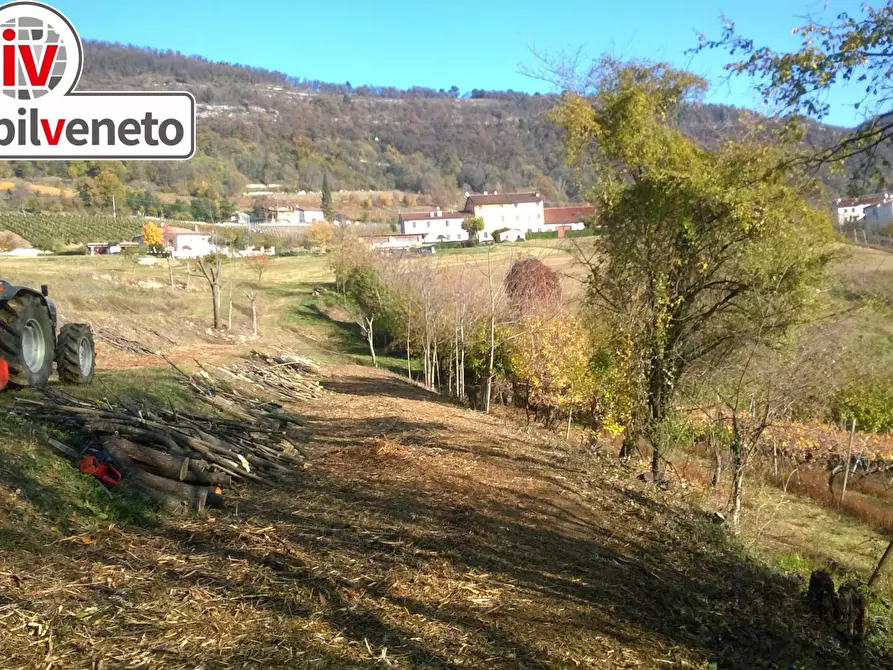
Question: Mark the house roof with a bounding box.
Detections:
[163,226,205,236]
[544,205,596,225]
[837,194,891,207]
[464,192,542,209]
[399,210,467,222]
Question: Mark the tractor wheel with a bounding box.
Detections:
[56,324,95,385]
[0,294,55,388]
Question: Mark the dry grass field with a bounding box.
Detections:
[1,242,893,668]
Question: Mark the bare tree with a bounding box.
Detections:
[197,251,224,330]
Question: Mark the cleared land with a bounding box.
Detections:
[0,243,892,668]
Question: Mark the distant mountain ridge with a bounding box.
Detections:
[1,41,865,205]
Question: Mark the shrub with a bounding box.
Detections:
[830,382,893,433]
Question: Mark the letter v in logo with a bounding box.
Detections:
[40,118,64,145]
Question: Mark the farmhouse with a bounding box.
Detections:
[161,225,217,259]
[263,205,326,225]
[836,194,892,225]
[542,205,596,236]
[397,193,596,242]
[398,208,469,242]
[464,191,544,241]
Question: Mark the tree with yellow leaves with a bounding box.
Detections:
[509,312,597,433]
[142,222,163,251]
[307,221,334,251]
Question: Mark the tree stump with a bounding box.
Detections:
[807,570,869,644]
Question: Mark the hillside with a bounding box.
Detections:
[0,41,859,210]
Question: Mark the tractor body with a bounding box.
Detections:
[0,280,95,390]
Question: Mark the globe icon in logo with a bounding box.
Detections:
[1,15,68,101]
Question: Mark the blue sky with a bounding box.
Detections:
[51,0,869,127]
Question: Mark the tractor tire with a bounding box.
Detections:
[56,324,95,385]
[0,293,55,388]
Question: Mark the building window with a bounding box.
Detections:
[411,222,416,228]
[426,222,430,228]
[501,216,505,222]
[446,221,450,227]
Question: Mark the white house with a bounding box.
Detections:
[864,201,893,229]
[162,225,217,259]
[463,191,545,241]
[398,208,469,242]
[229,211,251,226]
[297,207,325,224]
[836,194,892,225]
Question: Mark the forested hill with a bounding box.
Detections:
[4,41,854,202]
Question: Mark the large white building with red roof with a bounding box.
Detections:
[398,192,595,242]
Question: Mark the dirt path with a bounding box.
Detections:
[0,364,884,669]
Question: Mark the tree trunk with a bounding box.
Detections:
[211,283,221,329]
[185,261,191,290]
[731,436,744,530]
[485,310,495,415]
[869,538,893,589]
[406,310,412,381]
[565,405,573,442]
[251,299,258,336]
[228,300,233,330]
[365,317,377,367]
[619,428,637,459]
[167,257,174,288]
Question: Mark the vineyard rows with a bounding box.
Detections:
[0,213,144,251]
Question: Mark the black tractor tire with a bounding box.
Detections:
[56,324,95,385]
[0,294,55,388]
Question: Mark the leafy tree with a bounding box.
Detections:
[700,3,893,173]
[79,169,126,212]
[550,57,834,477]
[245,253,272,284]
[345,264,388,367]
[509,313,596,429]
[321,173,334,221]
[461,216,485,246]
[307,221,334,250]
[0,231,19,252]
[142,222,163,250]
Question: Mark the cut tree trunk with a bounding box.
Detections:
[113,437,230,486]
[105,438,224,512]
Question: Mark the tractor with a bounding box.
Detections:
[0,280,95,391]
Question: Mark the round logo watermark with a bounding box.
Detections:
[0,1,81,101]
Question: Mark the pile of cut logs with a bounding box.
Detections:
[17,380,309,513]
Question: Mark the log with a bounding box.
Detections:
[105,438,223,511]
[112,438,229,486]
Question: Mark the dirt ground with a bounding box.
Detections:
[2,362,888,670]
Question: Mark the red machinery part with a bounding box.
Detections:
[0,358,8,391]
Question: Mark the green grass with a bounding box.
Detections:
[0,366,220,544]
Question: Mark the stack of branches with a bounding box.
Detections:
[94,328,157,356]
[214,351,326,403]
[16,388,306,514]
[166,357,314,426]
